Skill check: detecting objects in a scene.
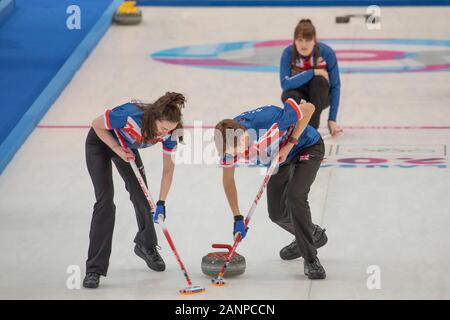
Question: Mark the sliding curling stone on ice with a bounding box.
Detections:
[113,1,142,25]
[201,244,246,278]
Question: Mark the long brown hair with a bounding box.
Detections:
[291,19,319,68]
[132,92,186,143]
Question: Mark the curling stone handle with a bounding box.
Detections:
[212,243,233,252]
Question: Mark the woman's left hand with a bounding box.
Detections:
[328,121,343,136]
[278,144,293,163]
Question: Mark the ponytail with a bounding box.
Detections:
[134,92,186,143]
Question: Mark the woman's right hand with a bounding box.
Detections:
[112,145,135,162]
[314,69,329,82]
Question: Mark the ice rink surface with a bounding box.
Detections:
[0,6,449,299]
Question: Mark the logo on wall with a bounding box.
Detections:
[322,144,447,169]
[151,38,450,74]
[240,144,448,169]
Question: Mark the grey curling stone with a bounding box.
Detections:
[113,10,142,25]
[201,244,246,278]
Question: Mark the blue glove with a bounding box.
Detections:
[153,200,166,223]
[233,215,248,240]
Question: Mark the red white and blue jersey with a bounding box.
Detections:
[280,42,341,121]
[104,102,177,155]
[221,98,320,167]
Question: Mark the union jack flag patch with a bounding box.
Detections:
[299,154,310,161]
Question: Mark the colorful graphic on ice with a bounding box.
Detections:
[151,38,450,74]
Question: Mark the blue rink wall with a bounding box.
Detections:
[0,0,123,174]
[137,0,450,6]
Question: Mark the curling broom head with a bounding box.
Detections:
[179,285,205,295]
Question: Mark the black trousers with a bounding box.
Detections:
[281,76,330,129]
[85,128,158,276]
[267,138,325,261]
